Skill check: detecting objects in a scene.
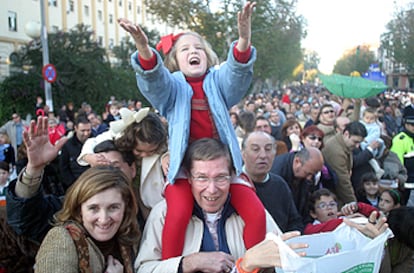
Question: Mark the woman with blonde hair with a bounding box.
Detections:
[35,166,140,273]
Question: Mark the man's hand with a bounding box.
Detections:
[241,231,307,271]
[24,116,67,176]
[237,1,256,52]
[84,153,111,167]
[182,252,235,273]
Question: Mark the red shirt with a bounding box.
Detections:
[138,44,251,142]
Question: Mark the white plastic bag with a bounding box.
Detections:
[269,223,393,273]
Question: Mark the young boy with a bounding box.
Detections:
[304,188,378,234]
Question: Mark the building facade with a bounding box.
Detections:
[0,0,175,81]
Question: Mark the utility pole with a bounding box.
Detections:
[40,0,54,112]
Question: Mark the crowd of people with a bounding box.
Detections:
[1,1,414,272]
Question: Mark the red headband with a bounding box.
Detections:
[156,33,183,55]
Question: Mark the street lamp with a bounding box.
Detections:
[24,0,54,112]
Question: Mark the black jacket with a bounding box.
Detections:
[58,135,89,189]
[254,173,304,233]
[270,153,311,223]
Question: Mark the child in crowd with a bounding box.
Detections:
[119,2,266,260]
[0,132,15,168]
[78,107,168,212]
[304,188,378,235]
[357,173,380,207]
[359,108,386,179]
[0,161,10,207]
[103,101,122,125]
[378,189,403,216]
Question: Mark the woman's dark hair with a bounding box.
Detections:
[281,119,302,139]
[115,112,167,155]
[387,206,414,249]
[356,172,378,200]
[381,189,404,206]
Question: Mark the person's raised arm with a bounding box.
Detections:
[236,1,256,52]
[15,116,67,197]
[117,18,153,60]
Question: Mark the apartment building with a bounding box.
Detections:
[0,0,175,80]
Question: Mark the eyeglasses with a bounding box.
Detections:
[316,201,338,210]
[191,174,231,186]
[322,110,335,115]
[307,135,322,142]
[12,115,19,119]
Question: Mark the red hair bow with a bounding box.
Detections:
[156,33,183,55]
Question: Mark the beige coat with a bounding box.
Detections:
[35,226,107,273]
[135,200,282,273]
[322,132,356,206]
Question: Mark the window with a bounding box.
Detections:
[8,11,17,32]
[109,14,113,24]
[51,25,59,33]
[137,6,141,14]
[48,0,57,6]
[69,0,74,12]
[98,36,103,46]
[109,38,114,49]
[119,0,122,7]
[98,10,102,21]
[128,1,132,10]
[84,5,89,16]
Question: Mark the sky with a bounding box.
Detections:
[296,0,411,74]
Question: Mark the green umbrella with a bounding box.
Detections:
[318,73,388,99]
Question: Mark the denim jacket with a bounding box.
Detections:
[131,42,257,183]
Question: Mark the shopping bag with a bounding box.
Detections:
[270,223,393,273]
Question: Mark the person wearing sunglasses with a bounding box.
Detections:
[316,104,337,143]
[0,113,29,160]
[300,125,338,192]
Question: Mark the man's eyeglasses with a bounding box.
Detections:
[322,110,335,115]
[12,115,19,119]
[307,135,322,142]
[191,175,231,186]
[316,201,338,210]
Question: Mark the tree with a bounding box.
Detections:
[144,0,305,87]
[332,45,375,76]
[292,49,320,82]
[381,3,414,71]
[0,24,147,123]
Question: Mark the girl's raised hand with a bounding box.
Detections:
[237,1,256,51]
[117,18,153,59]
